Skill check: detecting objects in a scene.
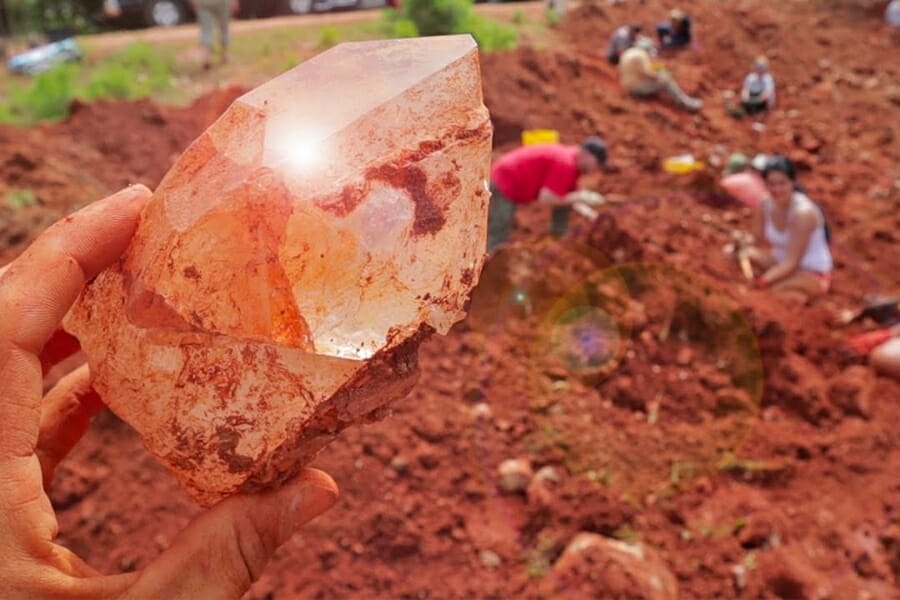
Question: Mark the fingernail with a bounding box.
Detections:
[290,482,338,530]
[119,183,152,202]
[83,184,151,219]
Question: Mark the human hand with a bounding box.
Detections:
[0,185,338,599]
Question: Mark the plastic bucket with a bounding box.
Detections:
[522,129,560,146]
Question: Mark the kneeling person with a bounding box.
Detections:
[740,56,776,116]
[747,156,833,302]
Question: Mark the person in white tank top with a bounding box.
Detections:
[746,156,833,302]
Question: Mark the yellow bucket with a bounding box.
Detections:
[663,155,705,174]
[522,129,560,146]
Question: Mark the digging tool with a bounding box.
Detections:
[570,190,605,222]
[724,230,755,281]
[737,248,754,281]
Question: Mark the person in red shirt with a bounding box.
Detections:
[488,136,608,252]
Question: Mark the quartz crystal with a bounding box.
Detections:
[65,35,492,506]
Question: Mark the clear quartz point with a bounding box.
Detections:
[65,35,492,506]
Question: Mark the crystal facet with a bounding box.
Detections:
[65,36,492,506]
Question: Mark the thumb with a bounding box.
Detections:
[130,469,337,599]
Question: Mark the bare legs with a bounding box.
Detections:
[746,248,826,303]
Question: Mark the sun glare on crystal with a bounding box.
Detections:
[283,135,324,170]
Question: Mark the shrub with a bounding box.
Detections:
[387,16,419,38]
[402,0,473,36]
[381,0,518,51]
[465,14,518,52]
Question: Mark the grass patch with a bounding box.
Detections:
[613,524,640,543]
[0,42,176,125]
[317,26,340,49]
[546,8,561,27]
[0,5,540,127]
[525,534,563,579]
[4,188,38,209]
[716,452,773,474]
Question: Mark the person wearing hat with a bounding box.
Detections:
[487,137,609,252]
[656,8,692,50]
[740,56,776,115]
[720,152,768,209]
[618,36,703,112]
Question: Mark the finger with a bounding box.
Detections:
[36,365,105,490]
[0,184,150,466]
[132,469,338,599]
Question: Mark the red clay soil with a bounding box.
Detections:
[3,0,900,598]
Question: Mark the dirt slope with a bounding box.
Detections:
[2,0,899,598]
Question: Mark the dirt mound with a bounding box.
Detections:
[0,85,246,263]
[4,1,900,598]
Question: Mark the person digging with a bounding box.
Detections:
[744,155,833,303]
[846,324,900,380]
[656,8,692,51]
[487,137,609,253]
[727,56,776,118]
[606,23,643,65]
[844,297,900,380]
[619,37,702,113]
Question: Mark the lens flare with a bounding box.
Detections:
[547,305,621,375]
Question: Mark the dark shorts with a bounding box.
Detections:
[741,99,768,115]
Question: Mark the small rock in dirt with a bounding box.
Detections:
[675,347,693,366]
[412,413,448,443]
[470,402,492,420]
[390,455,410,474]
[494,419,513,432]
[534,465,561,484]
[731,564,747,589]
[479,549,502,569]
[542,533,678,599]
[527,465,561,506]
[498,458,534,494]
[118,554,138,572]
